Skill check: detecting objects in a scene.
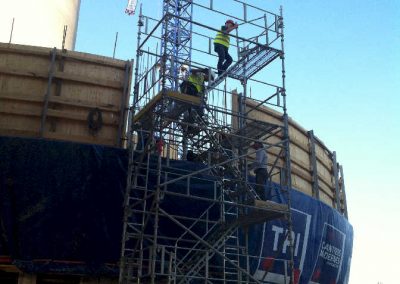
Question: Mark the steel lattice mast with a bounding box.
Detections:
[160,0,193,91]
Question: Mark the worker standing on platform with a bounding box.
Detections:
[180,67,214,116]
[179,67,213,97]
[179,67,214,135]
[214,19,238,76]
[249,141,268,200]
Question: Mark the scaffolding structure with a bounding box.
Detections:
[120,0,295,283]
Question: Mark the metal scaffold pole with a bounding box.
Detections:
[279,6,295,284]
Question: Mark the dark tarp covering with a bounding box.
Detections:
[0,136,353,282]
[0,136,126,275]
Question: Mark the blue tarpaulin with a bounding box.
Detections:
[248,186,353,284]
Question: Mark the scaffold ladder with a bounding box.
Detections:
[120,135,153,283]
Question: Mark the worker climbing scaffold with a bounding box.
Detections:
[214,19,238,76]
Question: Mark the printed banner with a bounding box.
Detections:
[249,189,353,284]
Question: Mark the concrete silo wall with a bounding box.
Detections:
[0,0,81,50]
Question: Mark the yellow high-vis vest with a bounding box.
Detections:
[188,74,205,93]
[214,30,230,48]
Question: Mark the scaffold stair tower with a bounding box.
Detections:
[120,1,295,283]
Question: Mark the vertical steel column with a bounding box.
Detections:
[127,5,144,148]
[113,32,119,59]
[264,13,269,46]
[9,18,15,44]
[245,229,250,283]
[120,6,149,283]
[308,130,319,199]
[149,13,172,283]
[237,5,248,179]
[339,165,348,218]
[235,28,241,66]
[332,151,341,210]
[40,47,57,137]
[61,25,68,51]
[279,6,295,284]
[118,61,132,147]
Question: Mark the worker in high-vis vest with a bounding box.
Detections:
[214,19,238,75]
[180,67,215,119]
[179,68,214,97]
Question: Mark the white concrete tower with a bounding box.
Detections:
[0,0,81,50]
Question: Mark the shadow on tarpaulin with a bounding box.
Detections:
[0,136,221,276]
[0,136,127,275]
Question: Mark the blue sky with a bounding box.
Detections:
[77,1,399,283]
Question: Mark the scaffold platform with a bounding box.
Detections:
[237,200,288,227]
[132,90,202,125]
[207,45,282,90]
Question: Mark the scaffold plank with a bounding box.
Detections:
[237,200,288,227]
[132,90,202,124]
